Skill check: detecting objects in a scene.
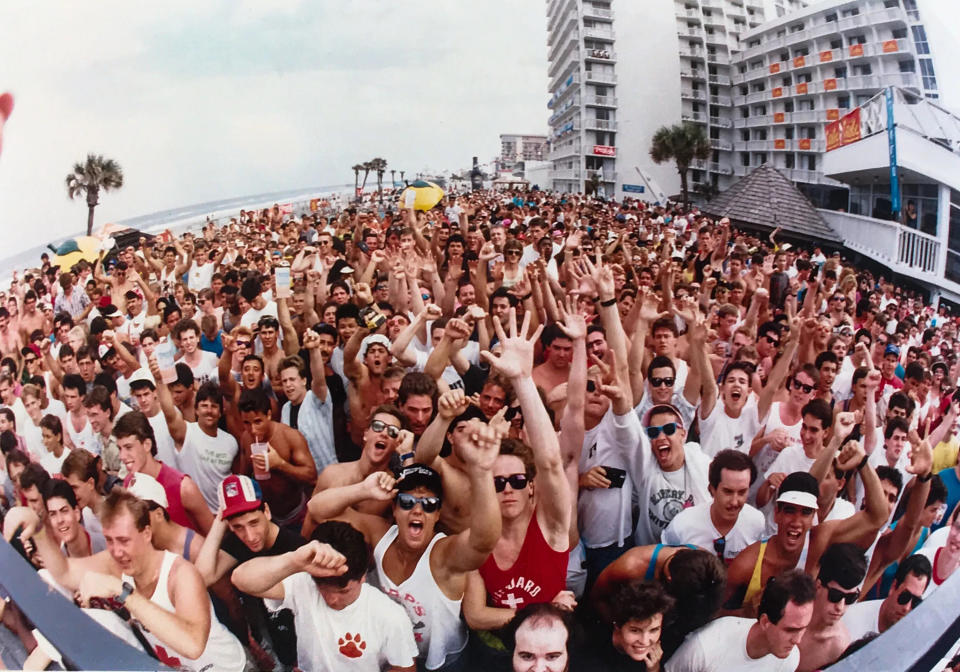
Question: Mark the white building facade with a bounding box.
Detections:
[500,134,549,166]
[729,0,940,207]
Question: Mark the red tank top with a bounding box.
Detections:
[478,510,568,609]
[124,463,192,530]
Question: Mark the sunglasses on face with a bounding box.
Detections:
[646,422,678,440]
[896,589,923,608]
[505,250,522,257]
[826,586,860,605]
[370,419,401,438]
[494,473,529,492]
[235,340,251,349]
[395,493,441,513]
[650,376,675,388]
[763,334,780,346]
[792,380,815,394]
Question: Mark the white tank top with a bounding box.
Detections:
[123,551,244,672]
[159,267,179,293]
[373,526,467,669]
[65,414,97,455]
[755,402,802,478]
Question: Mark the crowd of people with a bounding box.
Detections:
[0,181,958,672]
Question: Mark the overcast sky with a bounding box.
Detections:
[0,0,958,258]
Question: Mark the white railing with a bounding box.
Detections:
[584,95,617,107]
[899,228,941,274]
[585,71,617,85]
[552,169,582,181]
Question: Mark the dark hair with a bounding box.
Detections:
[5,448,29,471]
[398,372,438,406]
[875,465,904,495]
[279,355,307,379]
[83,385,114,418]
[172,318,201,340]
[539,323,570,348]
[817,543,867,590]
[240,277,262,302]
[499,437,537,481]
[335,302,360,325]
[61,449,100,486]
[651,317,679,337]
[39,414,63,441]
[195,382,224,414]
[904,361,925,382]
[19,462,51,493]
[62,373,86,397]
[309,521,371,587]
[312,322,338,339]
[93,372,119,396]
[887,392,914,417]
[43,478,78,509]
[368,404,408,431]
[0,408,15,432]
[892,553,932,589]
[758,569,816,624]
[112,411,157,456]
[815,350,839,369]
[610,580,676,627]
[238,388,272,416]
[884,416,910,440]
[722,361,755,383]
[801,398,833,431]
[648,355,677,379]
[708,449,758,488]
[927,474,947,507]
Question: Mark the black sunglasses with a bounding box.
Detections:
[370,419,401,439]
[826,586,860,605]
[896,589,923,608]
[395,493,441,513]
[763,334,780,346]
[650,376,675,388]
[494,473,529,492]
[792,380,815,394]
[586,380,597,393]
[646,422,678,440]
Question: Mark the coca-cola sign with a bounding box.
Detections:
[593,145,616,157]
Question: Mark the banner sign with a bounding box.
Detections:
[820,50,833,63]
[793,55,805,68]
[770,63,780,73]
[826,108,840,121]
[593,145,616,156]
[883,40,899,53]
[849,43,864,57]
[796,82,808,95]
[798,138,812,150]
[774,112,786,123]
[824,78,837,91]
[774,139,786,149]
[622,184,646,193]
[772,87,783,98]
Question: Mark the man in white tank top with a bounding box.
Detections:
[308,421,504,671]
[4,489,244,672]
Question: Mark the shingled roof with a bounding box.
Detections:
[702,163,842,243]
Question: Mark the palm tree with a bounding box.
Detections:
[352,163,364,199]
[400,170,406,186]
[390,169,396,189]
[65,154,124,236]
[369,157,388,204]
[358,161,373,199]
[649,122,711,207]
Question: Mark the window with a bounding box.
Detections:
[782,76,793,86]
[785,127,795,140]
[798,73,812,84]
[841,8,860,17]
[807,155,817,171]
[789,23,804,33]
[780,51,789,62]
[920,59,938,89]
[830,39,842,50]
[740,85,748,95]
[784,100,794,112]
[892,28,907,39]
[849,35,866,45]
[853,63,872,76]
[899,61,916,73]
[838,95,850,109]
[741,152,750,167]
[825,13,837,22]
[741,130,750,141]
[756,129,768,140]
[785,154,796,169]
[804,127,816,139]
[834,66,847,78]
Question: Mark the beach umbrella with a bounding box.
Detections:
[399,180,444,211]
[49,236,102,270]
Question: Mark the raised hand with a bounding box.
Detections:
[354,282,373,306]
[2,506,40,542]
[479,242,498,262]
[361,470,398,501]
[480,308,542,380]
[438,389,470,420]
[832,410,860,441]
[556,297,587,341]
[836,439,866,472]
[905,438,933,477]
[422,303,443,321]
[302,329,321,350]
[458,417,507,472]
[293,539,349,579]
[444,318,472,343]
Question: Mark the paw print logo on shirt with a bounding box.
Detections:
[338,632,367,658]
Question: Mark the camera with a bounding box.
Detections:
[359,306,386,330]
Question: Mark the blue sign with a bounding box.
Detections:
[622,184,645,193]
[885,87,900,217]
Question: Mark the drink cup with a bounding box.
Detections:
[251,442,270,480]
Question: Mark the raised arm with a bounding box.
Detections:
[194,511,240,586]
[305,472,393,546]
[276,296,300,355]
[232,540,346,601]
[302,330,328,402]
[757,319,800,421]
[148,354,188,445]
[481,309,570,549]
[415,390,468,468]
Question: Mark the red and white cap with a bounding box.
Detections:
[218,474,262,519]
[127,472,168,509]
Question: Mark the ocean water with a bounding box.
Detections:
[2,183,354,275]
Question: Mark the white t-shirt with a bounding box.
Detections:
[265,574,418,672]
[662,502,765,563]
[698,399,762,459]
[39,449,70,477]
[667,616,800,672]
[635,390,697,436]
[188,261,215,292]
[240,300,279,330]
[840,599,883,642]
[176,422,239,512]
[177,350,220,386]
[764,444,817,480]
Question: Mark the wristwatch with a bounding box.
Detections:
[116,581,135,606]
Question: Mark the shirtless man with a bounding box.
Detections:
[796,543,867,672]
[255,300,299,398]
[234,388,317,531]
[307,405,410,525]
[343,322,395,446]
[0,307,21,355]
[18,291,49,348]
[218,334,279,428]
[532,323,573,390]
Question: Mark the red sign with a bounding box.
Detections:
[798,138,812,150]
[826,108,840,121]
[770,63,781,74]
[774,139,786,149]
[824,78,837,91]
[593,145,616,157]
[826,121,842,151]
[772,87,783,98]
[793,55,806,68]
[309,199,320,212]
[883,40,899,53]
[796,82,808,95]
[849,43,864,57]
[841,108,862,145]
[280,203,293,214]
[820,50,833,63]
[774,112,786,123]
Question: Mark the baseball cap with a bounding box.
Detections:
[100,304,120,319]
[127,368,156,390]
[395,464,443,498]
[219,474,263,519]
[643,403,685,429]
[360,334,391,359]
[775,472,819,511]
[127,472,168,509]
[884,344,901,357]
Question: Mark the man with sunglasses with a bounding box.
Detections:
[796,543,867,672]
[842,553,931,642]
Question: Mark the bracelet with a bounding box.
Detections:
[918,471,933,483]
[856,454,869,472]
[400,452,415,463]
[519,293,532,301]
[599,297,617,308]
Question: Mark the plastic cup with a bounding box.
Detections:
[275,265,291,299]
[251,442,270,480]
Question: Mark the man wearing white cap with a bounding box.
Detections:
[128,367,179,470]
[128,471,204,562]
[342,320,395,440]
